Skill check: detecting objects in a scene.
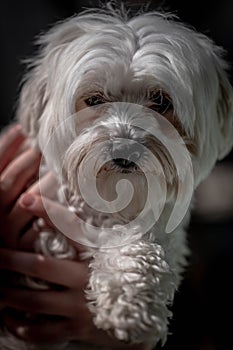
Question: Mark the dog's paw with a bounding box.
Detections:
[86,240,177,346]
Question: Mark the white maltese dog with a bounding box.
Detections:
[1,5,233,350]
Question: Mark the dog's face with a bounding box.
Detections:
[17,10,233,235]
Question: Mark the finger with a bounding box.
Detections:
[4,311,150,348]
[0,149,41,212]
[0,249,88,288]
[0,204,34,249]
[14,138,31,157]
[4,312,72,343]
[17,219,61,252]
[0,288,84,317]
[18,226,42,252]
[19,194,61,227]
[1,172,58,248]
[0,124,25,173]
[27,171,58,199]
[19,194,86,248]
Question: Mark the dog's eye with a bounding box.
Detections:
[149,91,173,115]
[84,95,105,107]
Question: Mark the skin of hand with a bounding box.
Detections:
[0,125,40,249]
[0,125,152,350]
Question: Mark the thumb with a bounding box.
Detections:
[19,194,84,247]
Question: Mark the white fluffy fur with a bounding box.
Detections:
[1,6,233,350]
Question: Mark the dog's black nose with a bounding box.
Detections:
[112,158,136,169]
[111,140,143,169]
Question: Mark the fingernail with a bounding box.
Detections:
[14,124,22,133]
[17,326,27,337]
[20,194,35,208]
[10,124,22,135]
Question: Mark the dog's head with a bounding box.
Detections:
[17,9,233,233]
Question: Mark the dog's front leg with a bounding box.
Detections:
[86,239,178,348]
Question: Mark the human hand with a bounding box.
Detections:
[0,127,90,345]
[0,124,41,249]
[0,194,152,349]
[0,124,58,250]
[0,197,90,344]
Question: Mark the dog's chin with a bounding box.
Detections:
[62,165,148,224]
[63,159,176,231]
[96,167,148,223]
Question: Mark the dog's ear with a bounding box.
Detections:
[16,19,86,144]
[16,64,48,143]
[215,68,233,160]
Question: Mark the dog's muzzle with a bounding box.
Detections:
[111,138,144,169]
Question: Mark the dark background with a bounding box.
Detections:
[1,1,233,349]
